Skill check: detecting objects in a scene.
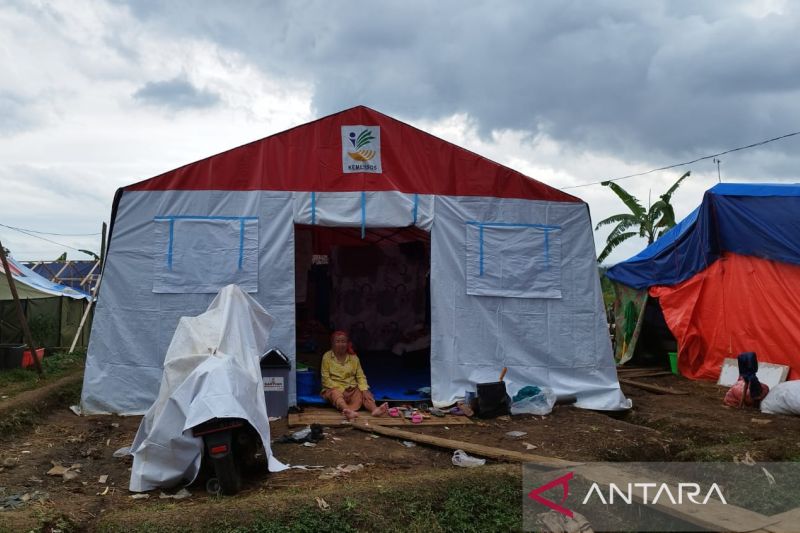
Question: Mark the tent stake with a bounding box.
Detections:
[0,240,44,375]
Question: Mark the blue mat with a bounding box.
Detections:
[296,355,431,405]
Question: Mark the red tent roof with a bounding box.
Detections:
[126,105,579,203]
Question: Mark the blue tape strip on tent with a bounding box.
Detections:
[412,194,419,225]
[544,230,550,270]
[167,219,174,270]
[154,216,258,221]
[361,191,366,239]
[606,183,800,289]
[311,192,316,225]
[238,219,245,270]
[154,215,258,271]
[467,221,561,277]
[479,225,485,276]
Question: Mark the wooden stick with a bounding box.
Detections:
[69,251,105,353]
[351,422,579,468]
[619,378,687,395]
[0,241,43,375]
[499,367,508,381]
[69,281,99,353]
[616,370,674,379]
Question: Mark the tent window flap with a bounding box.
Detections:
[465,222,561,298]
[152,216,259,293]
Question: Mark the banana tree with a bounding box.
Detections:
[595,170,690,263]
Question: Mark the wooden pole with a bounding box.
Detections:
[69,272,100,354]
[352,422,579,468]
[69,235,105,353]
[0,240,44,375]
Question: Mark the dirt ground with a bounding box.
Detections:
[2,372,800,531]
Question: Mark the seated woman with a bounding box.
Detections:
[321,331,388,420]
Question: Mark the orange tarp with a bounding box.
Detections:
[650,252,800,381]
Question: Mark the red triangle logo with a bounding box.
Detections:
[528,471,574,518]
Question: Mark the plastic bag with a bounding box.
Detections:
[724,378,769,408]
[510,387,556,416]
[451,449,485,468]
[761,381,800,415]
[113,446,132,458]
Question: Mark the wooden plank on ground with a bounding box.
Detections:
[619,378,688,395]
[351,422,578,468]
[575,464,780,533]
[617,370,674,379]
[357,417,794,533]
[288,407,472,427]
[764,507,800,532]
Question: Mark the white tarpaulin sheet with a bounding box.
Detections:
[129,284,286,492]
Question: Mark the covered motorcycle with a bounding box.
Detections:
[129,284,287,493]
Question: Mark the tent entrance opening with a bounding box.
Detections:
[294,225,431,405]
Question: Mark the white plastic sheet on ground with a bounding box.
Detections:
[129,284,287,492]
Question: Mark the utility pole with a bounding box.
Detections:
[713,158,722,183]
[0,240,44,375]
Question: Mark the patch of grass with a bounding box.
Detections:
[0,349,85,398]
[0,377,83,436]
[212,479,519,533]
[96,467,523,533]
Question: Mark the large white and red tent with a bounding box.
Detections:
[81,105,629,414]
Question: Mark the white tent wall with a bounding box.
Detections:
[430,196,629,410]
[81,190,297,415]
[82,190,431,414]
[82,188,627,414]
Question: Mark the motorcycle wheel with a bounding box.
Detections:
[206,477,221,495]
[211,452,242,495]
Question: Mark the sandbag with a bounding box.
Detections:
[761,381,800,415]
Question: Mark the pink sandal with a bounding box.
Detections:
[411,412,424,424]
[388,407,400,417]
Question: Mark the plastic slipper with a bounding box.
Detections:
[411,412,424,424]
[388,407,400,417]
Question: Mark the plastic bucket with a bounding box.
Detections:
[668,352,679,375]
[296,369,320,398]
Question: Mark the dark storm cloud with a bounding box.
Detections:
[133,76,220,110]
[117,0,800,174]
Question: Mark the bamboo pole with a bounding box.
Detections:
[69,274,100,354]
[0,241,44,375]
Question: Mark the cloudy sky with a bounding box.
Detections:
[2,0,799,265]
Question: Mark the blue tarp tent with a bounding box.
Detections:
[607,183,800,381]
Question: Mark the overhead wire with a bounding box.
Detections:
[0,222,101,236]
[560,130,800,190]
[0,224,91,253]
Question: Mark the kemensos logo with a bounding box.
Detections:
[341,125,382,173]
